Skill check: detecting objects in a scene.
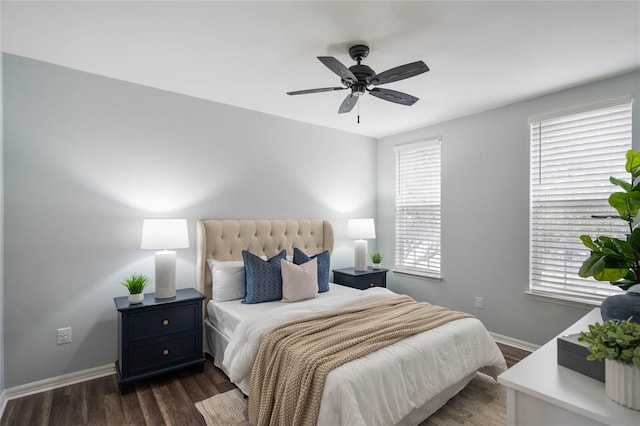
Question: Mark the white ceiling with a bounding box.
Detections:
[2,1,639,138]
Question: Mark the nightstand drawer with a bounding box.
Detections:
[128,304,197,340]
[344,273,385,290]
[128,333,199,375]
[358,273,386,289]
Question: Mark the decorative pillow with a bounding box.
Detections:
[207,259,245,302]
[281,258,318,303]
[242,250,287,304]
[293,248,330,293]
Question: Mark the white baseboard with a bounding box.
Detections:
[4,364,115,401]
[0,390,7,421]
[490,331,540,353]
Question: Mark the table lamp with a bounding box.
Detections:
[141,219,189,299]
[348,218,376,272]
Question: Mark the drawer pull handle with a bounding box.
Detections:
[163,349,169,356]
[370,283,375,287]
[162,319,169,326]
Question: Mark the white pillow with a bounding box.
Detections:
[207,259,246,302]
[280,258,318,303]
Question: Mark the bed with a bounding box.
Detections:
[196,219,507,425]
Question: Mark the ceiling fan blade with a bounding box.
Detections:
[338,94,358,114]
[368,88,419,106]
[369,61,429,86]
[287,87,347,95]
[318,57,357,84]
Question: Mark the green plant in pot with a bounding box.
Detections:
[578,318,640,410]
[578,149,640,323]
[121,274,150,304]
[370,252,384,269]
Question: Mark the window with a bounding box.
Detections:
[395,139,441,278]
[529,97,632,304]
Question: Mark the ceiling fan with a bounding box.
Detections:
[287,44,429,114]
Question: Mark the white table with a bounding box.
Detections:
[498,308,639,426]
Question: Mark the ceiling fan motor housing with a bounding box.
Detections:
[345,45,375,95]
[348,64,375,84]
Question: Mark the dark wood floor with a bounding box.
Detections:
[495,342,531,368]
[2,345,530,426]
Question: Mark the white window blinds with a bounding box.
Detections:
[395,139,441,278]
[529,98,632,303]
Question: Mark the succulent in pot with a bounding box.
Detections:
[121,274,150,304]
[370,252,384,269]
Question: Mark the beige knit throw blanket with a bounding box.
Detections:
[247,294,473,426]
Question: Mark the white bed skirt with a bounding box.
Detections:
[204,317,251,394]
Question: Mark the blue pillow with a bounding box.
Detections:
[242,250,287,304]
[293,248,330,293]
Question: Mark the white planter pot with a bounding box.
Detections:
[605,359,640,410]
[372,263,381,270]
[128,293,144,304]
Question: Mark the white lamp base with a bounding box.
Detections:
[354,239,368,272]
[155,250,177,299]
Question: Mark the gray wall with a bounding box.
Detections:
[0,4,5,397]
[377,70,640,346]
[2,54,376,388]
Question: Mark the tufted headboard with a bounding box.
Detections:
[196,219,334,302]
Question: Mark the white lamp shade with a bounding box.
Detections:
[141,219,189,249]
[347,218,376,239]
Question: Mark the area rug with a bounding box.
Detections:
[420,372,506,426]
[195,372,505,426]
[195,388,250,426]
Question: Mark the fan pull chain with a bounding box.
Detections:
[357,102,360,124]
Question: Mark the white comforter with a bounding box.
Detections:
[223,287,507,425]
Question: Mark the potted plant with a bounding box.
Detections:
[578,318,640,410]
[121,274,150,304]
[578,149,640,323]
[370,252,384,269]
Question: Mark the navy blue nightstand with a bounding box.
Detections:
[114,288,205,394]
[332,267,389,290]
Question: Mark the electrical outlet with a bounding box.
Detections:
[474,297,484,310]
[57,327,72,345]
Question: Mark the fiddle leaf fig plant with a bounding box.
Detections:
[578,150,640,291]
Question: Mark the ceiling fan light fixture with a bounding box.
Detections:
[353,84,366,96]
